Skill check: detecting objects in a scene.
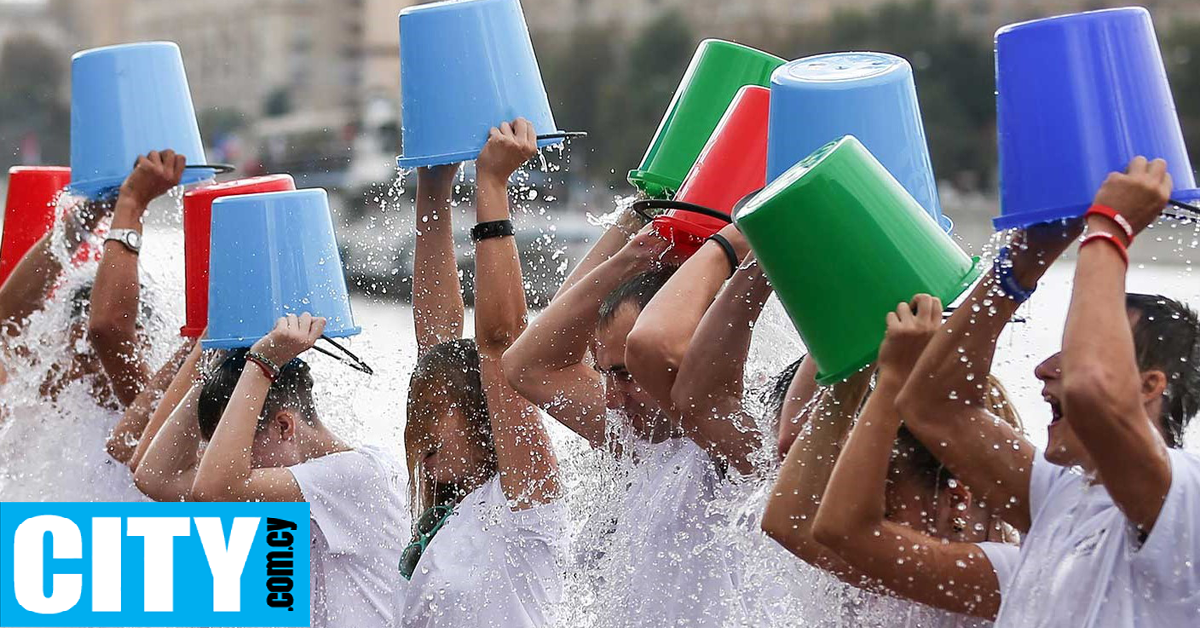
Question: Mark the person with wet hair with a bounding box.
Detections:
[817,157,1200,627]
[399,118,564,628]
[82,151,205,465]
[0,189,111,399]
[190,314,408,628]
[767,296,1021,626]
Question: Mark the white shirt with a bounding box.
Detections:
[398,476,566,628]
[591,436,743,627]
[991,448,1200,627]
[289,445,409,628]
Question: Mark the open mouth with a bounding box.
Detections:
[1044,394,1064,424]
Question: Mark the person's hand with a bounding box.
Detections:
[476,118,537,185]
[1007,218,1083,288]
[1091,156,1173,239]
[250,313,326,366]
[617,223,684,269]
[119,150,186,208]
[878,294,943,381]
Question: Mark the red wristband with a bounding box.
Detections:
[246,353,279,382]
[1080,231,1129,266]
[1085,204,1134,244]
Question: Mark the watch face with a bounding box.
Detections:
[126,231,142,249]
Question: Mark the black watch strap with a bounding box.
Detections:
[471,219,515,242]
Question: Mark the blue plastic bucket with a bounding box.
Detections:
[396,0,566,169]
[994,7,1200,230]
[203,189,360,349]
[766,52,951,232]
[69,42,213,199]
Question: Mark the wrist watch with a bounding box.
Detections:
[105,228,142,254]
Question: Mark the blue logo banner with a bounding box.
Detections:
[0,502,310,627]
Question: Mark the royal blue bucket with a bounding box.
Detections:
[69,42,214,199]
[766,52,951,232]
[994,7,1200,229]
[396,0,566,169]
[203,189,361,349]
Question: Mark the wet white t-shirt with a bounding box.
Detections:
[398,476,566,628]
[596,436,742,627]
[991,448,1200,627]
[289,445,409,628]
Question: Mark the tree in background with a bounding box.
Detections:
[0,35,70,169]
[1163,20,1200,169]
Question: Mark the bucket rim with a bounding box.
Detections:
[398,135,565,170]
[201,325,362,350]
[813,255,983,385]
[68,168,216,200]
[993,187,1200,230]
[627,168,683,197]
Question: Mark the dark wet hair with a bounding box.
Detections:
[197,349,318,441]
[598,266,678,325]
[70,281,155,326]
[763,357,805,421]
[404,338,496,515]
[1126,293,1200,448]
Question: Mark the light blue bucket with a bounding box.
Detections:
[766,52,952,232]
[69,42,214,199]
[396,0,568,168]
[203,189,360,350]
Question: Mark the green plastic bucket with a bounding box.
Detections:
[628,39,784,198]
[735,136,981,384]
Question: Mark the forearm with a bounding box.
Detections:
[672,261,773,428]
[762,372,871,569]
[814,375,903,544]
[0,214,91,330]
[555,208,644,299]
[129,340,205,469]
[89,196,149,405]
[133,386,202,502]
[413,174,464,355]
[108,338,196,466]
[474,173,527,353]
[191,368,270,501]
[626,242,732,411]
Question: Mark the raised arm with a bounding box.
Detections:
[502,226,671,448]
[761,365,873,574]
[133,379,204,502]
[0,197,109,332]
[670,255,802,473]
[191,315,323,502]
[814,295,1004,619]
[412,163,465,357]
[555,205,647,299]
[626,223,749,414]
[89,150,185,406]
[474,118,560,508]
[1062,157,1174,532]
[106,337,198,467]
[896,225,1076,532]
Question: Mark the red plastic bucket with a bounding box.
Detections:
[181,175,295,337]
[635,86,770,257]
[0,166,72,286]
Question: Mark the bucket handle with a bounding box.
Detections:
[537,132,588,141]
[311,335,374,375]
[631,199,732,224]
[183,163,236,175]
[1167,199,1199,220]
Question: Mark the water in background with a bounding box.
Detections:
[1,165,1197,626]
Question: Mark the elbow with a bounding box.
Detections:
[476,320,525,356]
[87,313,128,353]
[189,477,228,503]
[811,511,849,551]
[105,435,134,467]
[501,347,530,392]
[624,328,681,393]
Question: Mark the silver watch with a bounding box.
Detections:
[105,228,142,254]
